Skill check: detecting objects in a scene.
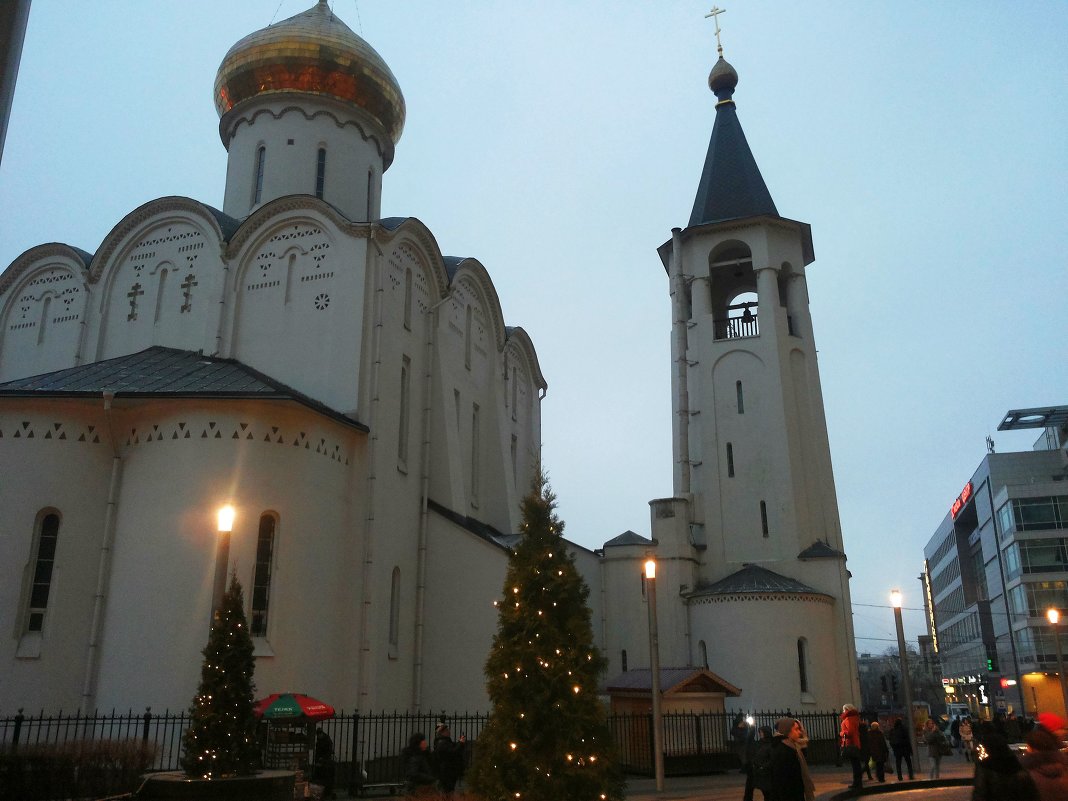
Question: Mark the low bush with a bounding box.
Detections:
[0,738,156,800]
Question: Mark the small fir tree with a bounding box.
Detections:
[469,472,624,801]
[181,571,259,778]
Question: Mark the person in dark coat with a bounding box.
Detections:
[768,718,811,801]
[312,727,337,799]
[887,717,914,781]
[432,722,466,796]
[402,732,437,794]
[744,725,774,801]
[1020,724,1068,801]
[867,721,890,783]
[972,731,1039,801]
[731,713,752,774]
[858,720,874,780]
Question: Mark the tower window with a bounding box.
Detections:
[760,500,769,537]
[253,145,266,205]
[315,147,326,199]
[698,640,708,669]
[621,649,628,672]
[726,442,735,477]
[736,380,744,414]
[797,638,809,692]
[26,512,60,633]
[250,514,276,637]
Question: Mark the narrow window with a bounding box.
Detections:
[37,297,52,345]
[26,512,60,632]
[366,168,374,219]
[398,356,411,465]
[621,649,628,672]
[454,389,461,435]
[726,442,735,477]
[471,403,480,505]
[465,306,473,370]
[250,514,276,637]
[403,268,412,330]
[736,380,744,414]
[698,640,708,669]
[511,366,518,421]
[389,567,401,650]
[253,145,266,205]
[511,434,518,485]
[315,147,326,199]
[797,638,809,692]
[760,500,769,537]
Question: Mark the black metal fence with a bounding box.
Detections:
[1,707,842,795]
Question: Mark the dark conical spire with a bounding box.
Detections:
[688,56,778,228]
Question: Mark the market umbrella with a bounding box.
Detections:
[253,692,335,722]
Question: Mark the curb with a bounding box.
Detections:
[821,777,971,800]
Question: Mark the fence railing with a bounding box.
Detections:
[1,707,843,792]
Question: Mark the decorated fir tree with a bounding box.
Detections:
[468,472,624,801]
[181,571,259,778]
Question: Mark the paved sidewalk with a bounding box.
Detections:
[623,757,975,801]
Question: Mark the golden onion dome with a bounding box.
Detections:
[214,0,405,146]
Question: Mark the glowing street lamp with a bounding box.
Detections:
[645,558,664,791]
[1047,608,1068,715]
[890,590,921,769]
[211,505,235,621]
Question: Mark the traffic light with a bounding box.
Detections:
[986,658,993,671]
[891,675,898,694]
[881,676,888,692]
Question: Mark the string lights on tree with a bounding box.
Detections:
[468,471,624,801]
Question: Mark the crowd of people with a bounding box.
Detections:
[401,719,468,797]
[731,707,1068,801]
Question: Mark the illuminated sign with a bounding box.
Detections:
[951,481,974,519]
[1000,678,1017,688]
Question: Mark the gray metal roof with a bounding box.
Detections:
[688,564,824,598]
[998,406,1068,431]
[797,540,845,560]
[0,346,368,431]
[603,530,652,548]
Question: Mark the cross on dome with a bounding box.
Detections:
[705,6,726,56]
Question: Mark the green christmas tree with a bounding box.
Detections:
[181,571,259,778]
[469,472,624,801]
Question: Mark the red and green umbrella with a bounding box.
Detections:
[253,692,335,722]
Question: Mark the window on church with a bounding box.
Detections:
[398,356,411,467]
[26,512,60,633]
[366,168,374,219]
[736,380,744,414]
[698,640,708,669]
[760,501,769,537]
[797,638,809,692]
[253,146,266,205]
[471,403,480,506]
[621,649,628,672]
[389,567,401,656]
[403,268,412,330]
[726,443,735,477]
[250,514,276,637]
[315,147,327,199]
[464,306,473,370]
[511,366,518,421]
[511,434,518,486]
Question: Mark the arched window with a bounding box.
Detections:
[470,403,480,506]
[736,380,744,414]
[760,500,769,538]
[253,145,266,205]
[797,638,809,693]
[26,511,60,633]
[698,640,708,669]
[464,306,473,369]
[315,147,327,199]
[250,514,276,637]
[389,567,401,654]
[621,649,628,672]
[398,356,411,466]
[726,442,735,477]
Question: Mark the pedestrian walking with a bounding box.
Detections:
[922,718,949,780]
[839,704,863,789]
[768,718,813,801]
[887,717,914,781]
[744,725,774,801]
[867,721,889,783]
[858,720,874,780]
[960,717,975,761]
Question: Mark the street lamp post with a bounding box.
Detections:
[1047,608,1068,716]
[211,505,235,622]
[890,590,921,771]
[645,558,664,792]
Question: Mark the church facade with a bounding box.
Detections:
[0,4,858,717]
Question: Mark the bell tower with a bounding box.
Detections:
[647,30,860,708]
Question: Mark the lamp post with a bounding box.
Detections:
[645,558,664,792]
[211,505,235,621]
[890,590,921,770]
[1047,608,1068,716]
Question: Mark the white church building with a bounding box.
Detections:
[0,3,858,717]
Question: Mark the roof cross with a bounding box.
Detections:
[705,6,727,56]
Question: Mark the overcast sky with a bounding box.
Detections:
[2,1,1066,657]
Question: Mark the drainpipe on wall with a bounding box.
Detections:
[670,228,691,496]
[411,292,451,712]
[356,245,385,708]
[80,391,124,712]
[213,260,231,357]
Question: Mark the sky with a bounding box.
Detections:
[2,1,1066,656]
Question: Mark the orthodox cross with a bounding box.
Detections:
[180,273,199,313]
[705,6,726,56]
[127,282,144,321]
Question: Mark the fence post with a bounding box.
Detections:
[142,707,152,744]
[693,713,703,757]
[12,708,24,754]
[347,711,361,796]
